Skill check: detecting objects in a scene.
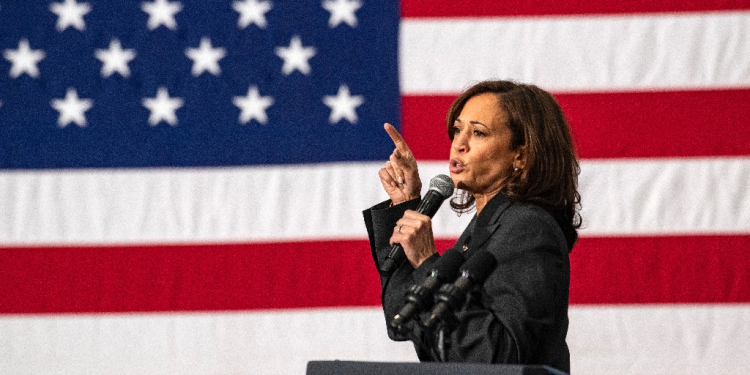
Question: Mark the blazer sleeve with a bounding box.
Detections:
[444,206,570,370]
[362,198,440,342]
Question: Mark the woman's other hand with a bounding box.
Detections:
[391,210,437,268]
[379,123,422,205]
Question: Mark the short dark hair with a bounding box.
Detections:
[446,80,582,249]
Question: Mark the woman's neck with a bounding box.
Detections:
[473,188,501,215]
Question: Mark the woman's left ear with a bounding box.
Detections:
[513,146,527,170]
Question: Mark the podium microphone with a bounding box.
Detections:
[423,251,497,328]
[380,174,454,276]
[389,248,466,333]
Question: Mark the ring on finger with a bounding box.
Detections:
[398,225,403,233]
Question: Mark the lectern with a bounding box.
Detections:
[306,361,568,375]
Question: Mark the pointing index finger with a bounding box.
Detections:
[384,123,411,156]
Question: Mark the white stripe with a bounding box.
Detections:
[1,305,748,374]
[399,12,750,94]
[568,304,750,374]
[0,163,392,245]
[577,157,750,236]
[0,308,417,375]
[0,158,748,245]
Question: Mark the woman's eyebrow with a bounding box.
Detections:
[455,118,487,127]
[469,120,488,128]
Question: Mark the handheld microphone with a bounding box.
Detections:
[389,248,466,333]
[380,174,454,276]
[423,251,497,328]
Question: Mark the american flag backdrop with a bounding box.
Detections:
[1,0,749,374]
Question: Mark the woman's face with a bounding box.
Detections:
[448,93,521,196]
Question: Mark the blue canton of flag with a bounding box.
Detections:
[0,0,400,168]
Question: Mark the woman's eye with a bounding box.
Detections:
[473,130,485,137]
[451,126,461,134]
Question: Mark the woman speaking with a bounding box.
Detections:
[363,80,581,373]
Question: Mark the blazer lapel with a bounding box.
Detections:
[464,197,512,258]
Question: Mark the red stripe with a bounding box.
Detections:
[401,0,750,18]
[1,236,749,313]
[0,241,382,313]
[568,235,750,304]
[402,89,750,160]
[401,95,454,160]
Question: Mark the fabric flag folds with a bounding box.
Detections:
[1,1,749,374]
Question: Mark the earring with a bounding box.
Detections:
[514,167,519,171]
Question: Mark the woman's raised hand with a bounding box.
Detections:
[379,123,422,205]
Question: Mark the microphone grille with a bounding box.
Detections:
[428,174,455,198]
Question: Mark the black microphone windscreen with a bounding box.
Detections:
[460,251,497,282]
[432,248,465,282]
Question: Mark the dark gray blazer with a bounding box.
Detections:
[363,192,571,373]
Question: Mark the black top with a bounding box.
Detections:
[363,193,571,373]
